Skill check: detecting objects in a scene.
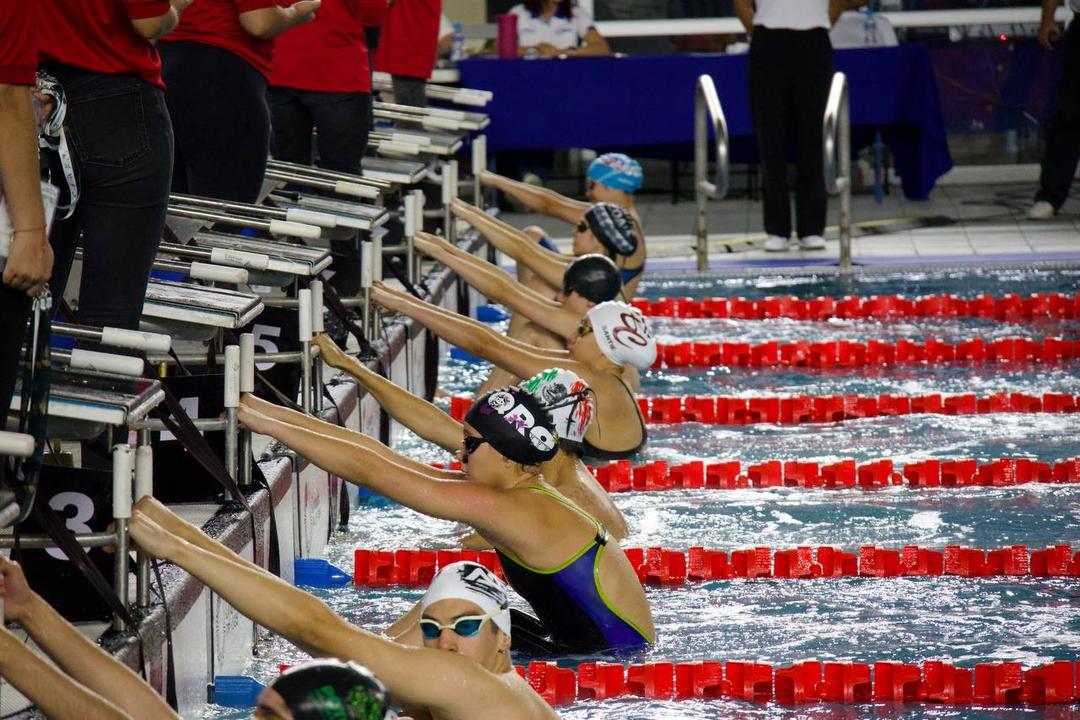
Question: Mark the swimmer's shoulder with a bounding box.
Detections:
[502,669,562,719]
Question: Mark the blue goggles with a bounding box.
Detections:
[418,604,505,641]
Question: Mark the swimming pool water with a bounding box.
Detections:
[205,268,1080,719]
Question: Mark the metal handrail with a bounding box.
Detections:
[823,72,852,270]
[593,7,1072,38]
[693,74,729,273]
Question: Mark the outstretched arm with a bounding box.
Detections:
[373,283,573,382]
[239,402,527,536]
[415,232,581,340]
[128,508,519,720]
[314,334,463,452]
[0,557,176,720]
[450,199,571,288]
[0,629,133,720]
[479,171,590,224]
[240,392,455,477]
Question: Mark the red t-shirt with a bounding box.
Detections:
[373,0,440,80]
[162,0,284,79]
[37,0,169,89]
[270,0,370,93]
[354,0,386,28]
[0,0,36,85]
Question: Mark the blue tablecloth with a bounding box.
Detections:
[458,45,953,199]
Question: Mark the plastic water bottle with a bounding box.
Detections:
[451,22,465,62]
[861,6,878,46]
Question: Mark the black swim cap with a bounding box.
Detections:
[465,387,559,466]
[562,254,621,304]
[270,659,390,720]
[584,203,638,259]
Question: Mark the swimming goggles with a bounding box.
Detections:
[577,316,593,338]
[575,221,589,234]
[463,435,488,456]
[418,604,505,640]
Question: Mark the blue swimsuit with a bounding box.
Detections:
[495,486,651,653]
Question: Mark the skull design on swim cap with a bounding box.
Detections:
[465,387,559,465]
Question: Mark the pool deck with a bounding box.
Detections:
[498,181,1080,270]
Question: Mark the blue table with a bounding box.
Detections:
[458,45,953,200]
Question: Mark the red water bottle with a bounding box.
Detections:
[497,13,518,59]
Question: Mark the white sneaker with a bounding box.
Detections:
[799,235,826,250]
[763,235,790,252]
[1027,200,1055,220]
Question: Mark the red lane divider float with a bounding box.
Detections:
[516,658,1080,706]
[585,456,1080,492]
[631,292,1080,323]
[650,337,1078,369]
[427,456,1080,492]
[354,543,1080,587]
[449,392,1080,426]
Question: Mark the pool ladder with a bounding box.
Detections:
[694,74,729,273]
[694,72,853,271]
[824,72,853,269]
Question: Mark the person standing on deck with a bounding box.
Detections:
[733,0,863,252]
[1029,0,1080,220]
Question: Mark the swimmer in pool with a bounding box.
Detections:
[311,339,628,540]
[238,386,654,653]
[0,555,404,720]
[0,554,178,720]
[373,284,653,459]
[412,231,623,395]
[478,153,646,297]
[128,498,562,719]
[450,198,645,301]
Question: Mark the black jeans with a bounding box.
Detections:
[0,285,31,423]
[46,68,173,331]
[392,75,427,108]
[1037,20,1080,210]
[161,41,270,203]
[268,87,372,172]
[748,26,833,239]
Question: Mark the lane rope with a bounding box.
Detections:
[429,456,1080,492]
[448,392,1080,425]
[632,292,1080,323]
[650,337,1077,369]
[516,658,1080,706]
[352,543,1080,587]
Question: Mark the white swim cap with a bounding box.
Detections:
[420,561,512,636]
[584,301,657,370]
[518,368,594,444]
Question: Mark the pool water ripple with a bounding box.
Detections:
[204,268,1080,720]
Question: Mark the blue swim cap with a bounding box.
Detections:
[587,153,643,193]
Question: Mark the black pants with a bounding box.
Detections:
[0,285,31,423]
[748,26,833,239]
[46,68,174,331]
[161,41,270,203]
[268,87,372,172]
[392,75,427,108]
[1037,20,1080,210]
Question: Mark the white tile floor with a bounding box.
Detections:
[500,181,1080,268]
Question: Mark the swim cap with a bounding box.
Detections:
[421,561,512,636]
[562,254,621,304]
[518,368,594,445]
[465,387,559,465]
[585,301,657,370]
[270,659,391,720]
[584,203,638,259]
[586,153,643,193]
